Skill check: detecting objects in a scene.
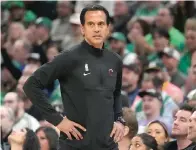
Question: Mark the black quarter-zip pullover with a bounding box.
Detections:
[23,40,123,150]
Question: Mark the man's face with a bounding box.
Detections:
[153,32,169,51]
[12,42,28,62]
[185,30,196,52]
[161,54,177,70]
[3,93,18,114]
[10,7,24,21]
[81,10,109,48]
[172,110,192,137]
[191,51,196,82]
[110,39,125,55]
[0,107,14,132]
[155,8,172,28]
[57,1,71,17]
[114,1,128,17]
[188,111,196,142]
[8,23,24,41]
[122,68,139,91]
[142,95,162,116]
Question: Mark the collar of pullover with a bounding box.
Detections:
[82,40,104,57]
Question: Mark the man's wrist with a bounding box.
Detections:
[115,116,126,126]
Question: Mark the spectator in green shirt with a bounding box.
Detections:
[178,29,196,75]
[154,7,185,52]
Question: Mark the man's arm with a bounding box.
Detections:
[113,60,123,121]
[23,52,72,126]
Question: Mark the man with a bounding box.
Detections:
[109,32,129,57]
[187,90,196,107]
[164,104,196,150]
[160,47,185,89]
[3,92,40,131]
[23,5,125,150]
[188,107,196,143]
[118,107,138,150]
[155,7,185,52]
[0,106,15,150]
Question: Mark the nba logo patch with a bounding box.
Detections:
[108,69,114,76]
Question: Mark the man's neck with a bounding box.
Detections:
[39,34,49,44]
[10,143,23,150]
[146,111,160,122]
[85,39,103,49]
[177,137,193,150]
[118,137,131,150]
[16,109,25,121]
[127,84,137,94]
[167,67,177,76]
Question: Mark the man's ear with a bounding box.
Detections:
[124,126,130,136]
[80,24,85,36]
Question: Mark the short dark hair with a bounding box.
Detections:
[23,128,40,150]
[80,4,110,25]
[36,127,59,150]
[152,27,170,41]
[137,133,158,150]
[179,103,195,113]
[135,19,150,36]
[122,107,138,139]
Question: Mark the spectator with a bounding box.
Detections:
[187,90,196,107]
[137,89,171,133]
[130,133,158,150]
[159,47,185,89]
[118,107,138,150]
[146,120,170,150]
[36,127,59,150]
[113,1,130,35]
[3,92,40,131]
[46,44,60,62]
[108,32,129,57]
[188,107,196,143]
[61,13,83,51]
[178,28,196,75]
[164,104,196,150]
[155,7,185,52]
[134,1,162,24]
[127,18,152,55]
[122,58,141,109]
[8,128,40,150]
[185,18,196,33]
[33,17,53,64]
[0,106,15,150]
[51,1,73,45]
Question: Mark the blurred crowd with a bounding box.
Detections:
[1,1,196,150]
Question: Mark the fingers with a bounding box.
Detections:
[66,131,72,140]
[114,128,121,142]
[110,126,117,138]
[73,122,86,132]
[72,127,83,140]
[70,129,80,140]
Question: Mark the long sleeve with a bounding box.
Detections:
[1,48,22,80]
[113,60,123,121]
[23,52,73,126]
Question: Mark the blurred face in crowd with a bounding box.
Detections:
[191,51,196,82]
[36,25,49,40]
[122,68,139,92]
[12,40,29,63]
[0,107,14,134]
[188,111,196,142]
[153,32,169,51]
[155,8,173,29]
[130,136,147,150]
[46,46,59,62]
[110,39,125,55]
[114,1,128,17]
[3,92,19,115]
[57,1,72,18]
[8,128,27,145]
[142,95,162,117]
[131,21,144,36]
[8,23,25,41]
[10,7,25,21]
[24,28,36,44]
[81,10,109,48]
[161,54,178,71]
[36,130,50,150]
[147,122,169,146]
[172,110,192,137]
[71,24,81,36]
[185,30,196,52]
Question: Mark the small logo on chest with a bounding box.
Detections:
[83,63,91,76]
[108,69,114,76]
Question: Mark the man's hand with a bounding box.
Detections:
[110,122,125,143]
[56,117,86,140]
